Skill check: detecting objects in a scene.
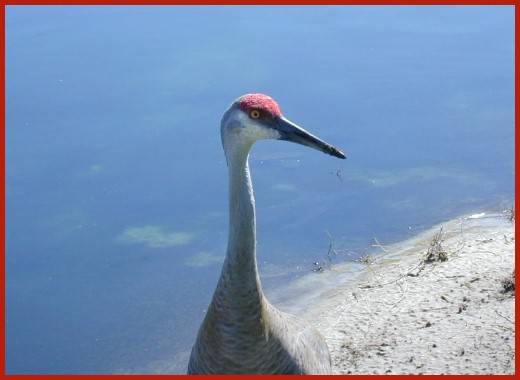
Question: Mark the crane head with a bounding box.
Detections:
[221,93,346,160]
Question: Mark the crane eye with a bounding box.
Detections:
[249,109,261,119]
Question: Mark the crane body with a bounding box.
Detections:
[187,94,345,374]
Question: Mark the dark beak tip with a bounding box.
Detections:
[329,147,346,159]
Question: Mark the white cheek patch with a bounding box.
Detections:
[247,124,281,141]
[235,113,281,142]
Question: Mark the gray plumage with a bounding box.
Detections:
[187,94,345,375]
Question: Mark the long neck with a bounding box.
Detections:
[216,145,263,304]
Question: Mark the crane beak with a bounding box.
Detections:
[275,116,346,159]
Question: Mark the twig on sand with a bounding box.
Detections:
[372,237,389,253]
[388,281,409,311]
[495,310,514,325]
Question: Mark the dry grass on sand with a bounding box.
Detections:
[303,211,515,375]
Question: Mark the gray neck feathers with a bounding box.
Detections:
[214,146,264,312]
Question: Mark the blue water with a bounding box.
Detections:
[5,5,514,374]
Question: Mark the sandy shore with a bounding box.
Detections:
[278,210,515,375]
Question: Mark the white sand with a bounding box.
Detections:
[280,211,515,375]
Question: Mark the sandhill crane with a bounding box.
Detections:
[187,94,345,374]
